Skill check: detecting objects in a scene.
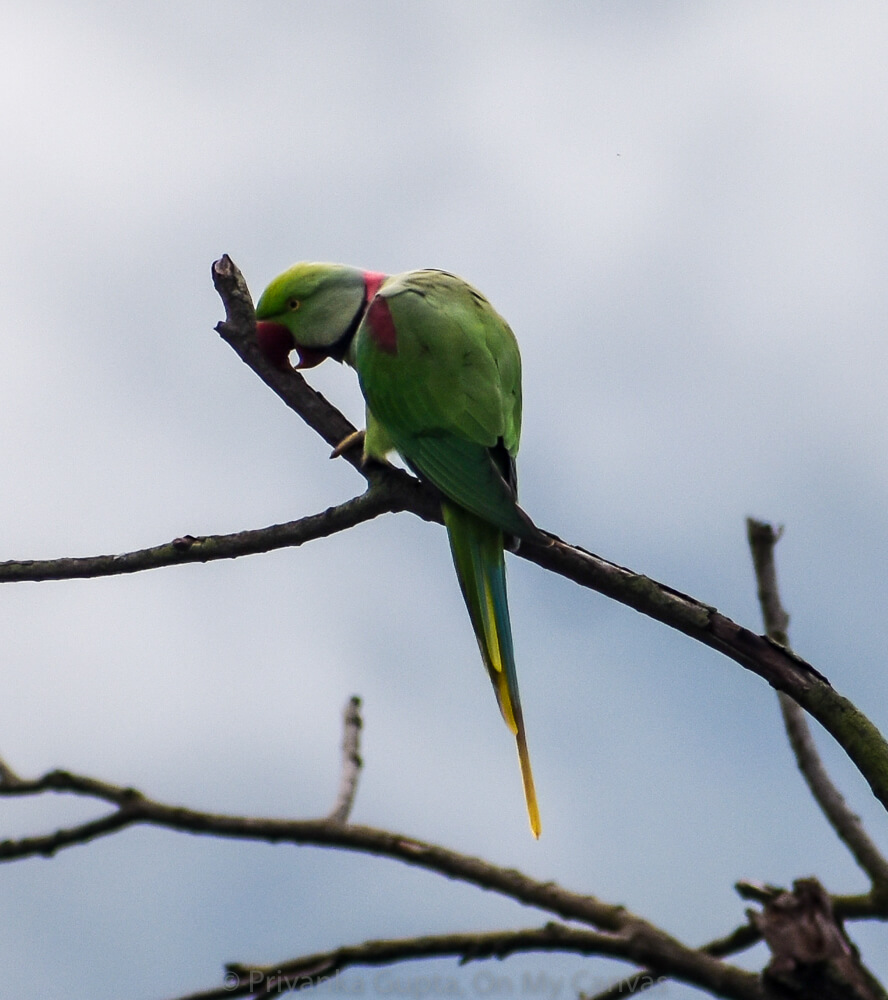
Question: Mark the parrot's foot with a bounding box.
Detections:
[330,429,366,459]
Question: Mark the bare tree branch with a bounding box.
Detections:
[747,518,888,894]
[0,762,767,1000]
[327,695,363,824]
[170,923,764,1000]
[190,926,639,1000]
[0,487,418,583]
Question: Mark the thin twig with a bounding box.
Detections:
[225,925,627,1000]
[746,518,888,893]
[0,757,23,786]
[328,696,363,823]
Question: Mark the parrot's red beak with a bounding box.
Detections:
[255,321,295,370]
[254,321,328,371]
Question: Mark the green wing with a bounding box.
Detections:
[354,270,537,541]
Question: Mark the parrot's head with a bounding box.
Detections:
[254,262,372,370]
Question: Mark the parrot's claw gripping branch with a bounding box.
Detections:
[327,695,364,825]
[330,428,366,459]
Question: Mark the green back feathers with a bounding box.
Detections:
[354,270,536,540]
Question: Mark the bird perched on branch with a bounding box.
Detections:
[255,263,543,837]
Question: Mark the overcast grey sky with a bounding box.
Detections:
[2,2,887,997]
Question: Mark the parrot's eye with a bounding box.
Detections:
[287,298,300,311]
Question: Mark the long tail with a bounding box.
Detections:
[442,501,541,838]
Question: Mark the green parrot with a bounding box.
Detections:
[254,263,543,837]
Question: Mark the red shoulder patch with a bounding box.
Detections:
[363,271,387,300]
[365,291,398,354]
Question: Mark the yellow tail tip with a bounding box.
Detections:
[516,728,541,838]
[528,803,542,839]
